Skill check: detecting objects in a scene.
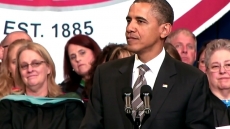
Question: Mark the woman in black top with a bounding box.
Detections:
[60,34,101,103]
[205,39,230,127]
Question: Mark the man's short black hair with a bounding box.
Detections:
[133,0,174,25]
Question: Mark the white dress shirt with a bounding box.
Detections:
[132,48,165,89]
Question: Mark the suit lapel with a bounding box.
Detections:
[142,53,177,128]
[115,56,135,129]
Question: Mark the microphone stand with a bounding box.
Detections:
[127,107,150,129]
[139,85,152,127]
[134,109,141,129]
[134,111,151,129]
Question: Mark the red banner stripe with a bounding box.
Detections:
[172,0,229,32]
[0,0,109,6]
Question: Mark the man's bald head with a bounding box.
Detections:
[1,31,32,46]
[1,31,32,60]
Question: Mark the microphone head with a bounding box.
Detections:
[140,85,152,100]
[122,87,133,100]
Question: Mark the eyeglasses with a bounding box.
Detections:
[20,61,46,70]
[208,64,230,72]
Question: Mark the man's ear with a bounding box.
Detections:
[160,23,172,39]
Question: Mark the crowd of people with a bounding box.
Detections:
[0,0,229,129]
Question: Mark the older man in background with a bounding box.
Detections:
[166,28,196,65]
[1,31,32,61]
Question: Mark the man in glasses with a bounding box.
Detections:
[1,31,32,61]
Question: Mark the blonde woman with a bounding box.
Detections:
[14,42,62,97]
[0,42,85,129]
[0,39,31,98]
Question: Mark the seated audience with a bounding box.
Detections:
[205,39,230,127]
[0,39,31,98]
[164,43,181,61]
[0,42,85,129]
[60,34,101,102]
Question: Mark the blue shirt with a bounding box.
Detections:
[222,100,230,107]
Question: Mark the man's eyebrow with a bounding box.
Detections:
[2,45,9,48]
[135,16,147,22]
[175,42,183,45]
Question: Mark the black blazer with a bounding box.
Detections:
[80,53,215,129]
[209,91,230,127]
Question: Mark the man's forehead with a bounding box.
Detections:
[174,42,195,46]
[3,33,31,46]
[128,3,152,16]
[173,33,195,43]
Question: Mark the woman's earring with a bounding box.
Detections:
[72,69,74,71]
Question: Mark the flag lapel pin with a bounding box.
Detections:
[162,84,168,88]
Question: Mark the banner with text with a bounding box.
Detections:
[0,0,229,82]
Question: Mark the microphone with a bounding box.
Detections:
[140,85,152,115]
[122,87,133,114]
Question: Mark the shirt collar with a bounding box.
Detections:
[133,48,165,73]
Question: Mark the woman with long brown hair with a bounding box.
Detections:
[60,34,101,101]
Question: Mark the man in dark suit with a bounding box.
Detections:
[80,0,214,129]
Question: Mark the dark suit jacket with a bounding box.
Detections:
[209,91,230,127]
[80,53,215,129]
